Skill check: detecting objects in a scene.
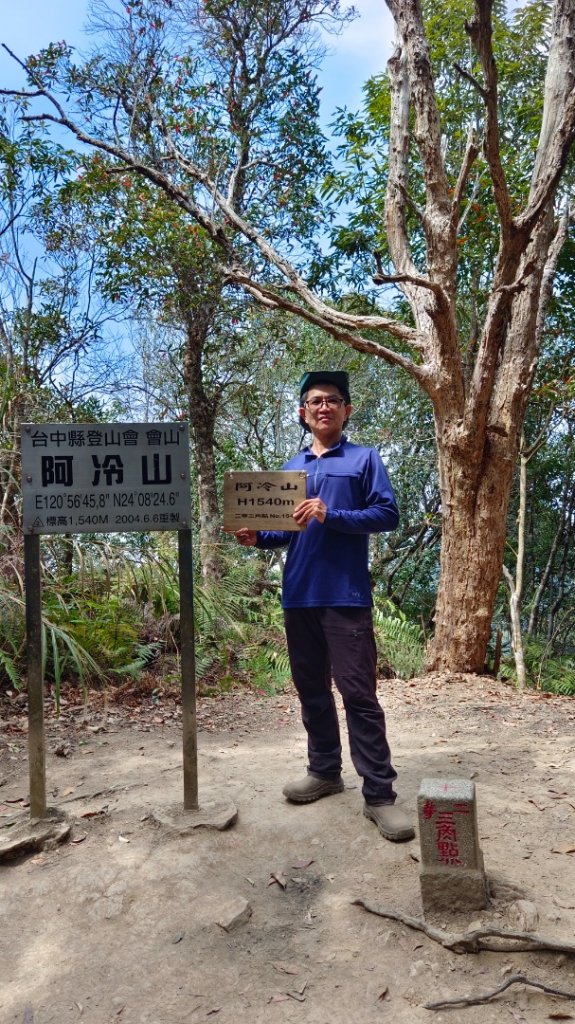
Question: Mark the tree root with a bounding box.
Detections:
[352,899,575,955]
[425,974,575,1009]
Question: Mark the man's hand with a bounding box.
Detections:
[293,498,327,526]
[234,528,258,546]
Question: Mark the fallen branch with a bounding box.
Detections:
[425,973,575,1009]
[352,900,575,955]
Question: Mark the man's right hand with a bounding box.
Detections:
[234,529,258,547]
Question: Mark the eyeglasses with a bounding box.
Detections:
[304,396,346,410]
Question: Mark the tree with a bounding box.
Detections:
[3,0,574,671]
[18,0,347,582]
[59,164,244,580]
[0,114,122,544]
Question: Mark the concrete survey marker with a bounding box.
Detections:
[417,778,488,913]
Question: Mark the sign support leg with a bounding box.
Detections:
[178,528,198,810]
[24,533,47,819]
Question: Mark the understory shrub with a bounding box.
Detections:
[502,639,575,695]
[1,537,428,701]
[373,600,426,679]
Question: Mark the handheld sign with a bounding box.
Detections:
[224,471,307,532]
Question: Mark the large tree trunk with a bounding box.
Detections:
[427,202,556,671]
[428,431,515,671]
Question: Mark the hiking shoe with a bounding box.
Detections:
[363,802,415,842]
[283,774,344,804]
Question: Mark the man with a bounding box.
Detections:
[235,371,414,842]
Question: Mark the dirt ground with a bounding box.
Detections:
[2,673,575,1024]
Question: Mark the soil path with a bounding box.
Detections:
[2,674,575,1024]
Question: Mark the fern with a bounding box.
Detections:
[0,590,26,690]
[500,639,575,695]
[0,648,20,689]
[111,642,164,678]
[237,642,292,694]
[373,602,426,679]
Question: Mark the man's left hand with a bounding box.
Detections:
[293,498,327,526]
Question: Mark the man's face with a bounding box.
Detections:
[300,384,352,437]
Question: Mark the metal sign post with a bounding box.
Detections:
[21,422,195,819]
[178,528,197,810]
[24,533,46,819]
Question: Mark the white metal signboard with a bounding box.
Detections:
[21,422,191,534]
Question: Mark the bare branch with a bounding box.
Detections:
[453,61,486,100]
[385,43,418,280]
[502,562,514,589]
[450,126,481,232]
[225,264,424,348]
[457,171,484,235]
[19,105,230,251]
[396,180,425,224]
[0,43,42,88]
[519,98,575,238]
[162,135,430,348]
[385,0,452,223]
[534,201,572,351]
[525,0,575,222]
[372,269,450,309]
[465,1,512,236]
[222,266,439,394]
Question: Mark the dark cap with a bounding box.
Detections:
[298,371,351,431]
[298,371,350,404]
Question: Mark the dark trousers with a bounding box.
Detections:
[283,607,397,805]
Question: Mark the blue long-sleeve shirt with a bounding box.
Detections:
[256,436,399,608]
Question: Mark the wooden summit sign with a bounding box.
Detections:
[223,471,307,532]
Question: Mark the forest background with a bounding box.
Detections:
[0,0,574,705]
